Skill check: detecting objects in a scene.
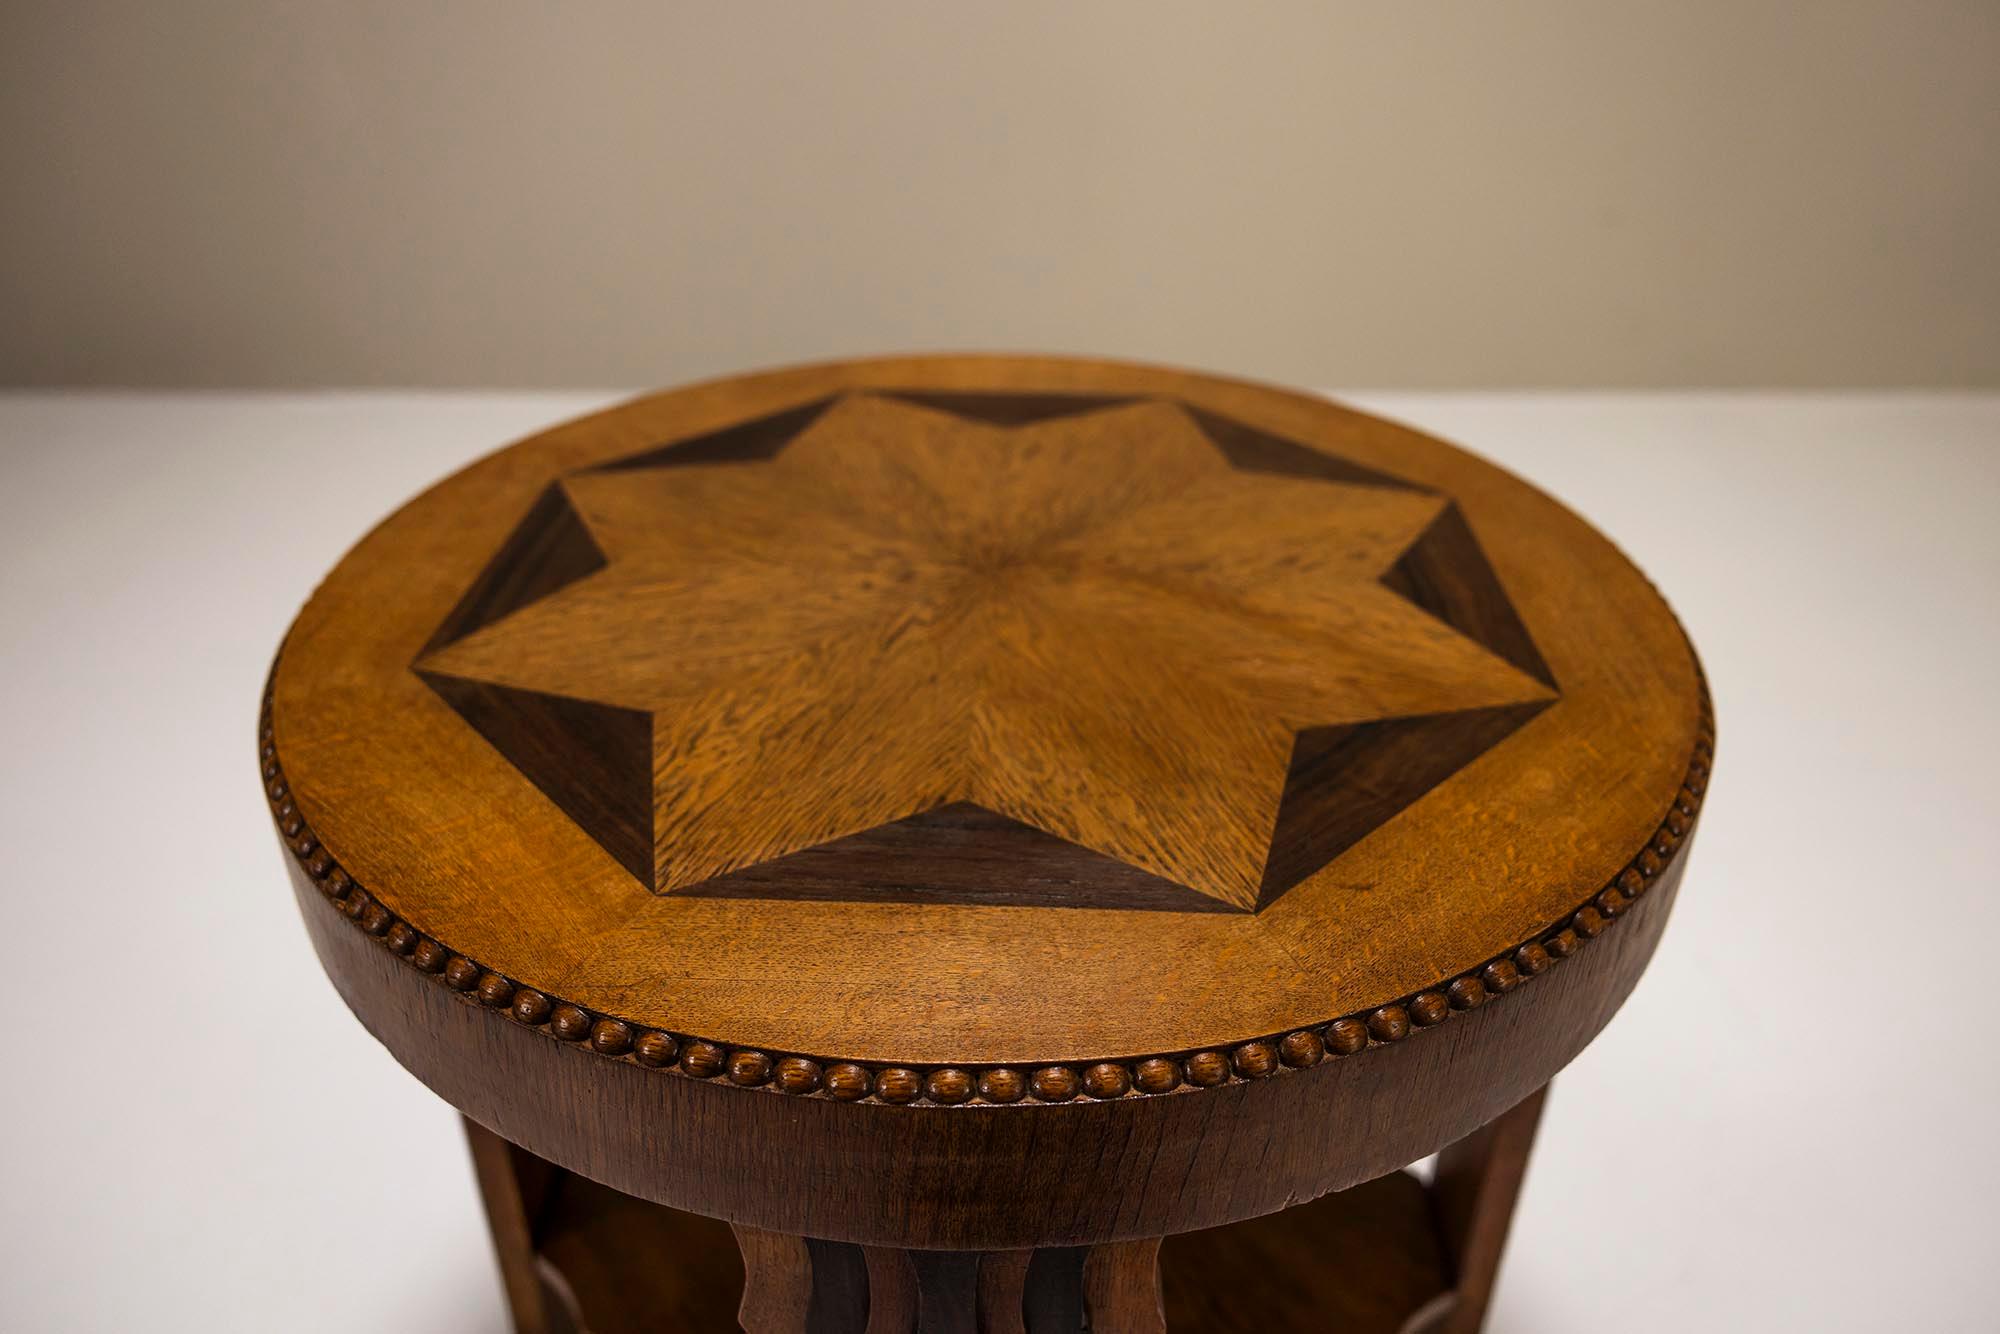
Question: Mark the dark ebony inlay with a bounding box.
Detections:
[412,391,1560,912]
[876,390,1140,427]
[1183,404,1420,491]
[1381,503,1557,689]
[589,397,836,471]
[673,802,1235,913]
[421,484,607,657]
[416,673,655,886]
[1255,701,1555,909]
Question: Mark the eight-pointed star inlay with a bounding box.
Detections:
[414,391,1559,913]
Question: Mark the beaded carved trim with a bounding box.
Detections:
[262,676,1712,1107]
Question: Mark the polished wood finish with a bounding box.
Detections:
[276,671,1697,1248]
[410,390,1558,912]
[271,354,1703,1068]
[267,354,1712,1330]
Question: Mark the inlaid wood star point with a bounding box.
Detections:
[415,392,1557,912]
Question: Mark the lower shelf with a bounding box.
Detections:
[528,1168,1454,1333]
[1161,1170,1453,1332]
[534,1173,745,1333]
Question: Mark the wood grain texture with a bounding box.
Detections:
[1381,503,1556,689]
[410,390,1554,910]
[264,654,1707,1116]
[422,482,609,657]
[271,354,1707,1072]
[678,802,1235,912]
[266,355,1711,1286]
[280,806,1694,1248]
[414,673,653,885]
[1256,700,1553,907]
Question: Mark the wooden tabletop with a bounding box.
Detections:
[265,355,1710,1244]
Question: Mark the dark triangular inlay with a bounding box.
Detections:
[421,484,607,656]
[876,390,1142,427]
[417,672,655,887]
[591,397,836,471]
[1256,701,1554,908]
[671,801,1238,912]
[1380,503,1556,689]
[1185,405,1421,490]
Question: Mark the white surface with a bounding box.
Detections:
[0,389,1994,1332]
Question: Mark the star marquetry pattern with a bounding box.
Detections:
[415,391,1558,913]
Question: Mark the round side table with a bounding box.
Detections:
[262,355,1711,1333]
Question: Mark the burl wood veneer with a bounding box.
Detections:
[263,354,1711,1333]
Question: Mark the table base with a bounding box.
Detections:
[466,1087,1545,1334]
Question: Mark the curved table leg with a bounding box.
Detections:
[721,1232,1164,1333]
[1082,1239,1166,1334]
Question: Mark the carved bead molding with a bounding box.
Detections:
[261,670,1712,1108]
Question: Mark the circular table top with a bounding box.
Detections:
[266,354,1709,1117]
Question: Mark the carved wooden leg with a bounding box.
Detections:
[722,1231,1165,1334]
[976,1251,1032,1334]
[863,1247,921,1332]
[463,1115,558,1334]
[732,1225,816,1333]
[1428,1084,1549,1334]
[1081,1238,1166,1334]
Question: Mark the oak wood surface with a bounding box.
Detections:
[271,354,1705,1069]
[266,354,1710,1258]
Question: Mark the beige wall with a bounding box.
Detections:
[2,1,1995,390]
